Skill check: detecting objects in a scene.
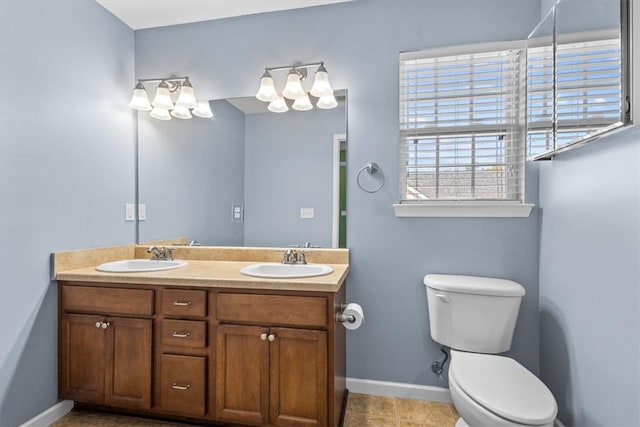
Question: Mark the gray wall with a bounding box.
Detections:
[0,0,135,424]
[138,99,245,245]
[244,106,345,247]
[135,0,543,387]
[538,126,640,426]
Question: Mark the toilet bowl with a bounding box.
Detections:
[423,274,558,427]
[448,350,557,427]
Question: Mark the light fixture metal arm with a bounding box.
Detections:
[264,62,324,73]
[136,76,190,84]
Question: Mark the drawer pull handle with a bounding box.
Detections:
[172,331,191,338]
[172,300,192,306]
[171,383,191,391]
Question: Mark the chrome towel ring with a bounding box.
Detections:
[356,162,384,193]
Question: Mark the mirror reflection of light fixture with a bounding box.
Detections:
[149,107,171,120]
[255,62,337,112]
[192,101,214,118]
[170,105,193,119]
[268,96,289,113]
[317,94,338,109]
[292,94,313,111]
[128,76,213,121]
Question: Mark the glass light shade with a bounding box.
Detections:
[170,105,192,119]
[256,71,279,102]
[192,101,214,118]
[268,96,289,113]
[151,82,174,109]
[128,83,152,111]
[310,65,334,98]
[317,94,338,109]
[292,94,313,111]
[149,107,171,120]
[282,71,306,100]
[175,80,197,109]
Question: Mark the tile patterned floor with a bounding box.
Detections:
[50,393,460,427]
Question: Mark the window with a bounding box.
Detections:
[396,42,532,218]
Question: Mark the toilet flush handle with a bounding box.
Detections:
[434,293,450,303]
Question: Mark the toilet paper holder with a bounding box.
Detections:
[335,303,356,324]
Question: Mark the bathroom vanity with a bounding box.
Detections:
[54,245,349,427]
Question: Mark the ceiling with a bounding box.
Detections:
[95,0,353,30]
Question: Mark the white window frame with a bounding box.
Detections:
[394,41,534,218]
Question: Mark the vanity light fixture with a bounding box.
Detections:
[255,62,337,112]
[128,76,213,120]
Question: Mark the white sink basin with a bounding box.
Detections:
[240,263,333,279]
[96,259,187,273]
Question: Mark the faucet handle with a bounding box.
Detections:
[164,248,174,261]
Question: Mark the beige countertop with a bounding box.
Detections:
[54,245,349,293]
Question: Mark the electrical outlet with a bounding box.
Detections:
[138,204,146,221]
[232,204,244,223]
[300,208,315,219]
[125,203,135,221]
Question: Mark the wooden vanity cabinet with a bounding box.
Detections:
[58,281,347,427]
[58,284,153,410]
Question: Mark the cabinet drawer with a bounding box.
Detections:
[160,354,206,416]
[217,293,327,328]
[161,319,207,348]
[62,285,154,316]
[161,289,207,317]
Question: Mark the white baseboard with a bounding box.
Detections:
[346,377,452,403]
[20,400,73,427]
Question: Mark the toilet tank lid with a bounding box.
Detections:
[423,274,525,297]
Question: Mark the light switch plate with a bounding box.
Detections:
[138,204,146,221]
[125,203,135,221]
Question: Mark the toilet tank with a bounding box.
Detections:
[424,274,525,354]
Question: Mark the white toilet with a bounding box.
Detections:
[424,274,557,427]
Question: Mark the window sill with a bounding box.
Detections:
[392,202,535,218]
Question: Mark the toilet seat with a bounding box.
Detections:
[450,350,557,425]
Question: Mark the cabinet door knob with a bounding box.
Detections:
[95,322,102,329]
[101,322,110,329]
[268,334,276,342]
[260,333,268,341]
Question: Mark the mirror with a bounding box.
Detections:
[137,91,347,248]
[527,0,628,159]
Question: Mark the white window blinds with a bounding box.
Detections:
[399,45,526,203]
[527,34,622,157]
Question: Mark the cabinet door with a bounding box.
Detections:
[104,317,152,410]
[59,314,106,403]
[216,324,269,425]
[269,328,328,427]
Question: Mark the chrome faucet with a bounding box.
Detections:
[280,247,310,265]
[147,246,174,261]
[281,248,299,264]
